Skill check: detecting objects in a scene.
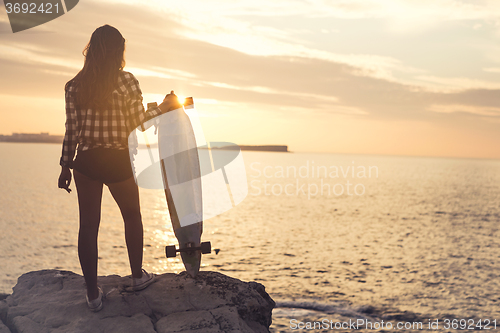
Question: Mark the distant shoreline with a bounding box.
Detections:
[0,133,289,152]
[204,145,289,153]
[0,133,63,144]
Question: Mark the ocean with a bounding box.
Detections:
[1,142,499,332]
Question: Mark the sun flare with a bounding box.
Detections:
[176,95,186,106]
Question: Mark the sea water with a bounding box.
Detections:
[0,143,499,332]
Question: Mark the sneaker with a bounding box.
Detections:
[130,269,155,291]
[86,286,103,312]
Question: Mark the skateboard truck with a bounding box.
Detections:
[166,241,212,258]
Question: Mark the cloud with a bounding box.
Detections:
[0,44,81,70]
[0,0,499,126]
[413,75,500,92]
[483,67,500,73]
[99,0,500,23]
[101,0,500,93]
[428,104,500,117]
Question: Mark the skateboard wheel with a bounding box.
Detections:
[166,245,177,258]
[200,241,211,254]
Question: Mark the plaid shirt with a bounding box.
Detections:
[60,71,163,168]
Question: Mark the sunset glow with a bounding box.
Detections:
[0,0,499,158]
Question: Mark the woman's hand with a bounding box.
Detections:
[158,91,183,113]
[58,166,72,193]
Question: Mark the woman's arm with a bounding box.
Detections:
[60,88,78,168]
[126,76,182,132]
[58,87,77,193]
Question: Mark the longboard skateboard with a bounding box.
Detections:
[148,98,211,278]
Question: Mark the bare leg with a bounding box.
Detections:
[74,170,103,301]
[107,177,143,279]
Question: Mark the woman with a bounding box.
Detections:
[58,25,181,312]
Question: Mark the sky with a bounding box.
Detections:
[0,0,500,159]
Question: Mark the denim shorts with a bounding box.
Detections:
[73,147,134,184]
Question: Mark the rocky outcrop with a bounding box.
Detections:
[0,270,275,333]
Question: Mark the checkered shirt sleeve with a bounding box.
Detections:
[60,88,78,168]
[122,72,163,131]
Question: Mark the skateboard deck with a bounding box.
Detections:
[157,98,207,277]
[128,97,210,278]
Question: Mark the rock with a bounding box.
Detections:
[2,270,275,333]
[0,301,8,329]
[0,320,10,333]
